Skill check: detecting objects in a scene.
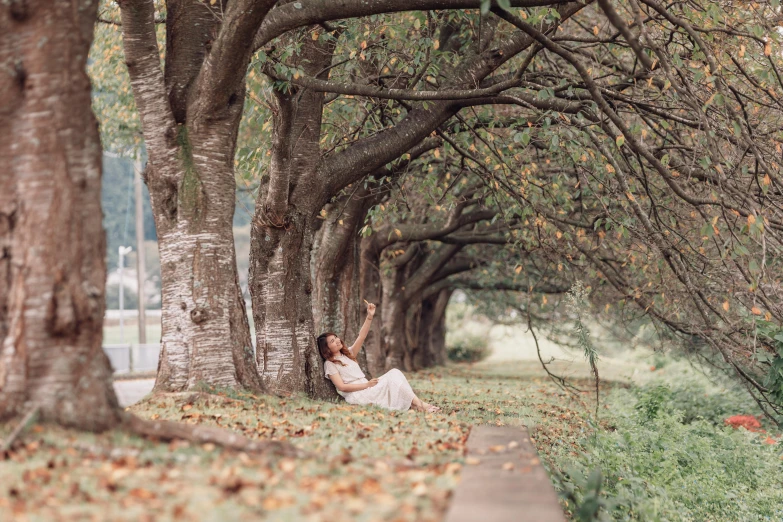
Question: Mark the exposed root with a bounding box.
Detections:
[157,391,247,406]
[1,406,40,453]
[122,413,304,457]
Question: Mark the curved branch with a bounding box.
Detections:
[253,0,573,51]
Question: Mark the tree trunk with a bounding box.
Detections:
[120,1,262,393]
[252,209,332,396]
[359,236,385,376]
[0,0,121,430]
[380,261,411,371]
[414,289,452,369]
[312,189,373,377]
[250,34,336,397]
[144,114,261,394]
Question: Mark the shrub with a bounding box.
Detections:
[446,333,490,363]
[555,385,783,521]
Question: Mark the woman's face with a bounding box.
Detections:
[326,335,342,355]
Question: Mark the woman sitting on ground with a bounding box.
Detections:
[317,302,440,413]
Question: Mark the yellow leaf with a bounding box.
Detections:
[722,301,729,311]
[556,231,562,239]
[616,135,625,147]
[763,174,771,186]
[395,229,402,238]
[542,295,548,305]
[433,40,440,50]
[739,44,746,58]
[361,40,367,49]
[312,31,319,40]
[515,265,522,274]
[752,306,762,315]
[748,214,756,226]
[765,42,772,57]
[433,149,440,158]
[593,26,599,35]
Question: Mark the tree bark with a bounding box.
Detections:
[0,0,121,430]
[359,235,386,376]
[250,32,336,397]
[312,188,374,378]
[120,0,263,392]
[413,289,452,369]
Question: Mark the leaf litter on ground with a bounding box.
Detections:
[0,361,628,521]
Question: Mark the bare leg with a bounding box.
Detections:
[410,393,440,413]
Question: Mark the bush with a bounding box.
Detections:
[446,333,490,363]
[556,383,783,521]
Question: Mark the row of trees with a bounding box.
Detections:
[3,0,783,432]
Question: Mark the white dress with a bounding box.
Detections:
[324,355,415,411]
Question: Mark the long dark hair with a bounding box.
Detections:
[317,332,356,366]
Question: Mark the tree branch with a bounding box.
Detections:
[118,0,178,181]
[253,0,574,51]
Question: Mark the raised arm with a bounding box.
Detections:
[348,302,376,356]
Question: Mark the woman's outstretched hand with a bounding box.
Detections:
[365,378,379,389]
[364,300,376,318]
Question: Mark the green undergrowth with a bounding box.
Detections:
[547,370,783,521]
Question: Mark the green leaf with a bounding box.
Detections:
[480,0,491,15]
[497,0,511,10]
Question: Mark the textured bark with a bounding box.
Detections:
[0,0,121,430]
[359,236,385,376]
[250,33,336,397]
[413,289,452,369]
[119,0,263,392]
[312,188,374,377]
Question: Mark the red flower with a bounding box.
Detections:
[724,415,763,432]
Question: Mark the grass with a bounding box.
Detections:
[2,358,596,521]
[103,321,162,345]
[4,317,783,521]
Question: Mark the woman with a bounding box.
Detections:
[317,302,441,413]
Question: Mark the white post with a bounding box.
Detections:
[118,246,132,345]
[134,157,147,345]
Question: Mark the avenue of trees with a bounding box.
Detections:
[3,0,783,432]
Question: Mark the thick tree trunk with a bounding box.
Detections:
[414,289,452,369]
[380,262,412,371]
[312,190,372,377]
[0,0,121,430]
[120,1,261,393]
[359,236,385,376]
[250,34,337,397]
[144,122,261,394]
[251,210,332,396]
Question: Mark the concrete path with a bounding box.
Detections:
[444,425,565,522]
[113,378,155,408]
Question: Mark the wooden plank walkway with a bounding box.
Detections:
[444,425,566,522]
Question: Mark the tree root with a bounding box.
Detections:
[122,413,304,457]
[158,391,247,406]
[1,406,40,453]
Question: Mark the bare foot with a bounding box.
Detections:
[422,402,441,413]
